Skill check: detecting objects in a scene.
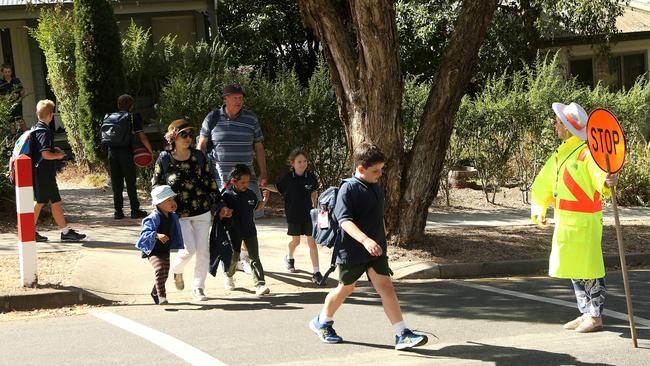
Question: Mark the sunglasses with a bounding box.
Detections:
[178,131,193,139]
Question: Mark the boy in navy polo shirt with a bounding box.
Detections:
[276,148,322,284]
[31,99,86,243]
[308,143,427,350]
[222,164,270,296]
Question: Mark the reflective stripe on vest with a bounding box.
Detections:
[558,169,602,213]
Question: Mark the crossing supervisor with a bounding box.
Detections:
[530,102,618,333]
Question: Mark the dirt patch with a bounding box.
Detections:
[433,186,530,210]
[0,304,100,322]
[0,250,81,295]
[389,223,650,263]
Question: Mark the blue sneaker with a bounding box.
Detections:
[395,328,428,350]
[309,316,343,344]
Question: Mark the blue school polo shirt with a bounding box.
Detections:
[333,176,387,265]
[277,170,319,224]
[222,186,259,239]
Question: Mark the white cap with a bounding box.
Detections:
[151,185,176,205]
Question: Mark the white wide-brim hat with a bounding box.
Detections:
[552,102,588,141]
[151,185,177,205]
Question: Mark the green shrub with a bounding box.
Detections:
[158,41,232,129]
[74,0,125,166]
[30,6,85,164]
[158,57,347,187]
[450,51,650,205]
[0,97,14,210]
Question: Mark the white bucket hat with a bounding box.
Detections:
[151,185,176,205]
[552,102,589,140]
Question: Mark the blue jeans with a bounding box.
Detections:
[571,278,606,317]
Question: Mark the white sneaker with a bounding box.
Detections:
[255,284,270,297]
[224,276,235,291]
[193,288,207,301]
[240,257,253,275]
[158,296,169,305]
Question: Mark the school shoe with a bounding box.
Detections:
[173,273,184,290]
[193,288,207,301]
[255,284,270,297]
[35,232,49,242]
[284,255,296,273]
[131,209,148,219]
[575,316,603,333]
[60,229,86,242]
[563,315,586,330]
[312,272,325,286]
[150,290,159,304]
[224,276,235,291]
[395,329,428,350]
[309,316,343,344]
[113,211,125,220]
[158,296,169,305]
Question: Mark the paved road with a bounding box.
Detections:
[3,270,649,365]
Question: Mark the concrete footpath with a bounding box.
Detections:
[1,186,649,312]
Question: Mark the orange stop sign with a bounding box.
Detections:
[587,108,626,174]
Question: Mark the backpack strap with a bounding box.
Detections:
[318,178,355,286]
[159,150,172,177]
[29,125,50,167]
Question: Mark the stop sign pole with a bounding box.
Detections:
[587,108,637,348]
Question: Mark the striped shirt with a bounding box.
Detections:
[200,106,264,185]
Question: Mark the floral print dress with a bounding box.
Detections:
[152,149,221,218]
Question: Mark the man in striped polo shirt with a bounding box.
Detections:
[198,82,268,203]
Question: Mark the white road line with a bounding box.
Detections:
[452,280,650,327]
[92,310,227,366]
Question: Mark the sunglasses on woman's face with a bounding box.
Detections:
[178,131,193,139]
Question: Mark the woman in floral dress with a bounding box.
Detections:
[152,119,231,301]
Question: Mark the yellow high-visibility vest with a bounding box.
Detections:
[531,136,610,279]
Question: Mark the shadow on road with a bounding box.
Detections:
[406,341,615,366]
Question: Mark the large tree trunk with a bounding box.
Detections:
[298,0,497,244]
[398,0,498,244]
[298,0,404,232]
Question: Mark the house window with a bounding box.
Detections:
[1,28,13,67]
[569,58,593,88]
[608,53,646,91]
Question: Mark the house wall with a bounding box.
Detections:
[558,39,650,87]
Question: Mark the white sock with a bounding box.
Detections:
[158,296,167,303]
[319,311,332,325]
[61,227,71,235]
[393,321,407,336]
[288,255,294,260]
[241,251,249,260]
[313,267,320,274]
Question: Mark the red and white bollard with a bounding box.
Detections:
[15,154,37,287]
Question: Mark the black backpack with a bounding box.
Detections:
[101,112,133,147]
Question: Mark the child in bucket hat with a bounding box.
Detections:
[135,185,185,305]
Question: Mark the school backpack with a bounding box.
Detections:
[100,112,133,147]
[7,125,48,185]
[310,178,353,285]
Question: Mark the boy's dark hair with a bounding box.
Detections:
[287,147,308,165]
[229,164,252,181]
[1,64,12,72]
[353,142,385,168]
[117,94,134,110]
